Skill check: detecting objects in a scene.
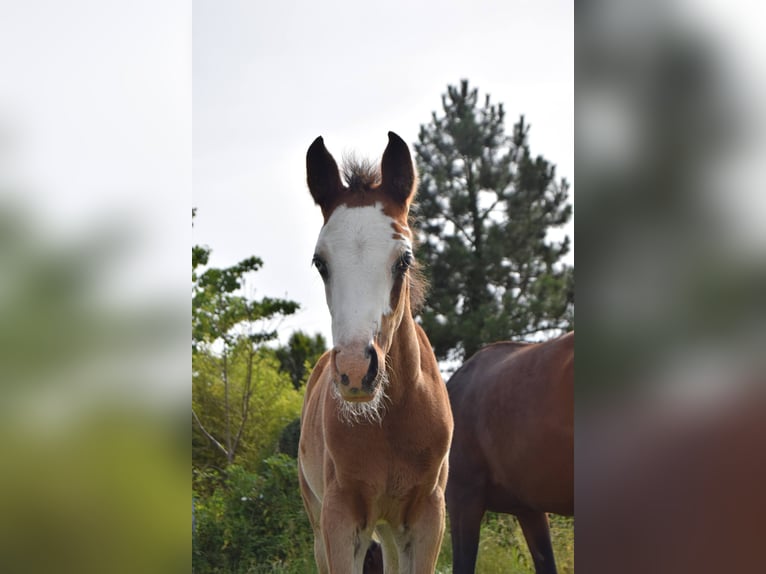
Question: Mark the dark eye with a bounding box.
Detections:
[395,251,413,274]
[312,254,328,280]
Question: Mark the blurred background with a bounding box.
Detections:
[576,0,766,572]
[0,1,190,572]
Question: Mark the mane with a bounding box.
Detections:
[408,258,428,314]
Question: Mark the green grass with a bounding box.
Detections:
[436,513,574,574]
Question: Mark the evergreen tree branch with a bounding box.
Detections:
[479,195,504,223]
[441,212,476,248]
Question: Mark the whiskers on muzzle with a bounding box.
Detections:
[332,370,390,426]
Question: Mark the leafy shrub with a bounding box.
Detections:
[277,418,301,459]
[193,456,314,574]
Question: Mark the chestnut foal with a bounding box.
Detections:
[298,132,453,574]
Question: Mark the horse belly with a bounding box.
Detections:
[486,457,572,515]
[482,398,573,514]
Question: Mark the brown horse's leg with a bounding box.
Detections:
[320,488,371,574]
[517,510,557,574]
[447,487,485,574]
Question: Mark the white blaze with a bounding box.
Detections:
[315,203,411,347]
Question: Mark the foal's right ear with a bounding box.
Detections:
[306,136,343,212]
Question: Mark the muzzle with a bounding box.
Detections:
[332,342,382,402]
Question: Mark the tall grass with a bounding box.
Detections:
[436,513,574,574]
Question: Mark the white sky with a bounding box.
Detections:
[192,0,574,347]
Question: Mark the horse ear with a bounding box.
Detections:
[306,136,343,210]
[381,131,416,205]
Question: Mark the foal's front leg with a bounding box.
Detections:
[398,486,447,574]
[321,488,372,574]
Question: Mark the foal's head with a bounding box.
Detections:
[307,132,421,420]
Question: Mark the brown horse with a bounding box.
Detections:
[446,332,573,574]
[298,132,453,574]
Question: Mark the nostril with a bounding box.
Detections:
[362,348,379,391]
[340,374,350,386]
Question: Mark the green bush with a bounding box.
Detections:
[277,418,301,459]
[193,456,315,574]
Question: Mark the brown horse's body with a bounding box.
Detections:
[298,133,453,573]
[446,332,574,574]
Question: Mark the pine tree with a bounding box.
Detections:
[414,80,573,362]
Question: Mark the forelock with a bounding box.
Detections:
[342,155,381,193]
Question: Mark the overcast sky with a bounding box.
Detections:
[192,0,574,347]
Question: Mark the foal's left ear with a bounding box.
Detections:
[381,131,416,205]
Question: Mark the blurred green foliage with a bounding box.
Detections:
[0,203,182,405]
[0,411,189,574]
[0,202,189,573]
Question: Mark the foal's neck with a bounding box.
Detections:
[385,307,422,403]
